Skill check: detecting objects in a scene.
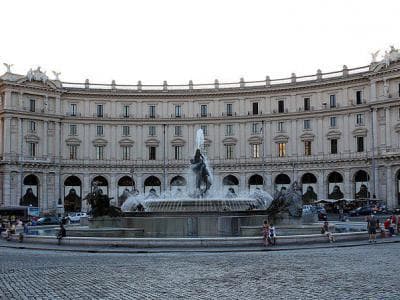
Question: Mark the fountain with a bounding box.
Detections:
[70,129,304,238]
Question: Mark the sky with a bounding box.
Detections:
[1,0,399,85]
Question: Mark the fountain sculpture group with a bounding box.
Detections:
[85,129,303,237]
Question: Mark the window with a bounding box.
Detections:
[304,98,310,111]
[149,105,156,118]
[149,125,156,136]
[278,143,286,157]
[95,145,104,160]
[225,124,234,136]
[175,105,182,118]
[252,144,260,158]
[149,146,156,160]
[70,104,77,116]
[29,121,36,132]
[252,102,259,115]
[356,136,364,152]
[174,126,182,136]
[200,125,208,136]
[226,103,233,116]
[174,146,182,160]
[304,120,311,130]
[122,126,130,136]
[203,144,209,156]
[252,123,260,134]
[123,105,130,118]
[96,104,103,117]
[200,105,208,117]
[356,91,362,105]
[304,141,312,156]
[398,83,400,97]
[225,145,235,159]
[29,99,35,112]
[278,100,285,113]
[330,116,337,128]
[329,95,336,108]
[330,139,338,154]
[69,145,78,159]
[122,146,131,160]
[96,125,104,136]
[28,142,36,157]
[278,121,284,132]
[356,113,364,125]
[69,124,77,136]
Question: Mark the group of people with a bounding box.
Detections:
[367,214,400,243]
[262,220,277,246]
[0,219,29,241]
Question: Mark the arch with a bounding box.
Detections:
[354,170,370,199]
[21,174,39,207]
[144,175,161,195]
[222,175,239,186]
[248,174,264,186]
[354,170,369,182]
[64,175,82,213]
[118,176,134,187]
[170,176,187,186]
[274,174,291,185]
[91,175,108,196]
[328,171,343,183]
[301,173,318,204]
[301,173,317,184]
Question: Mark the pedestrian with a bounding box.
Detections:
[321,221,334,243]
[367,214,377,243]
[269,223,276,245]
[262,220,271,246]
[389,216,396,236]
[57,223,66,245]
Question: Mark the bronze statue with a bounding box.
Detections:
[302,186,317,204]
[328,185,344,200]
[190,149,212,197]
[267,182,303,217]
[20,188,38,207]
[84,182,121,217]
[356,184,370,199]
[64,188,81,212]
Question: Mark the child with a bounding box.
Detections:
[269,223,276,245]
[262,220,271,246]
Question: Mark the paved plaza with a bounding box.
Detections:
[1,242,399,299]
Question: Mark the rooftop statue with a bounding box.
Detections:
[190,148,212,198]
[52,71,61,81]
[26,67,49,83]
[3,63,13,73]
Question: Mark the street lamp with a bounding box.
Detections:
[130,167,135,191]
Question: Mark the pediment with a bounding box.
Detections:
[145,138,160,146]
[171,138,186,146]
[222,137,238,145]
[24,134,40,142]
[300,132,315,141]
[326,130,342,140]
[248,136,263,144]
[352,127,368,137]
[65,137,82,145]
[119,138,135,145]
[16,77,60,89]
[273,134,289,143]
[92,138,108,146]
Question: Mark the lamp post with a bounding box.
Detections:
[130,167,135,191]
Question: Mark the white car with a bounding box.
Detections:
[67,212,87,223]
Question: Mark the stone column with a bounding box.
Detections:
[3,172,11,206]
[344,169,352,199]
[370,80,377,101]
[385,107,391,151]
[3,91,11,109]
[43,121,48,158]
[42,172,48,211]
[3,117,11,158]
[386,166,395,209]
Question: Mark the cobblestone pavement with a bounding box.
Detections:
[1,243,399,300]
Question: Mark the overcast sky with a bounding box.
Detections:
[1,0,399,85]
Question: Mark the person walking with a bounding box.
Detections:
[57,223,66,245]
[321,221,334,243]
[367,214,377,243]
[269,223,277,245]
[262,220,271,247]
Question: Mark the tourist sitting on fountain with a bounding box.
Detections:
[146,188,159,199]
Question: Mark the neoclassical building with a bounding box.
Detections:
[1,48,400,214]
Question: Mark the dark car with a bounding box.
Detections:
[36,216,60,225]
[349,206,372,216]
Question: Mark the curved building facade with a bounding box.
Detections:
[1,52,400,214]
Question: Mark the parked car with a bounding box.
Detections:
[36,216,60,225]
[66,212,87,223]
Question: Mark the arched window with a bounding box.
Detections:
[64,176,82,213]
[222,175,239,185]
[275,174,291,185]
[301,173,317,184]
